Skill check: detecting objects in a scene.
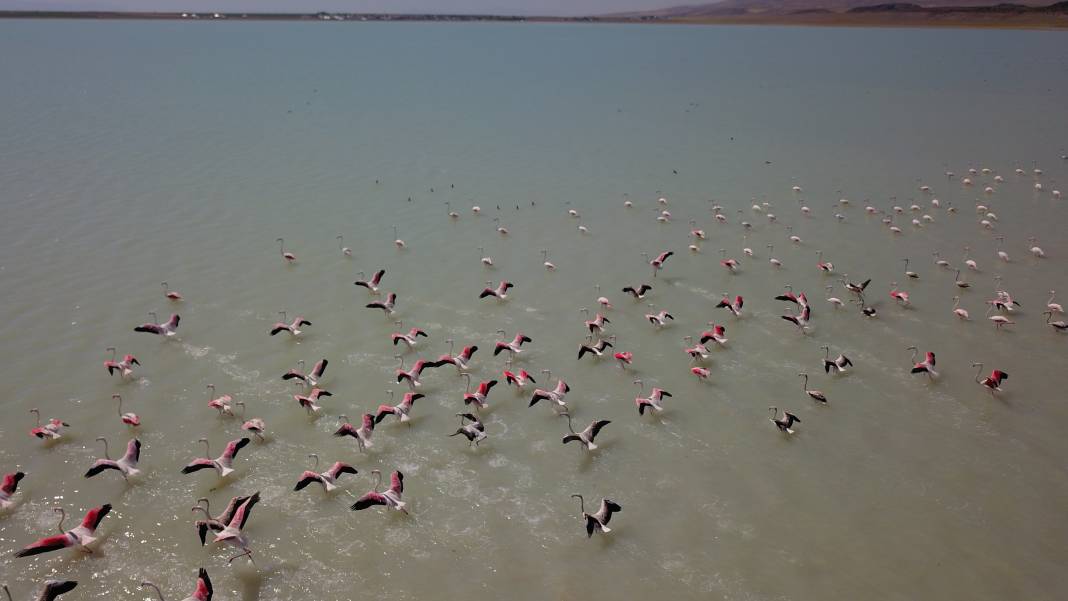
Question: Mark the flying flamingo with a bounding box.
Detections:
[614,350,633,369]
[282,358,328,387]
[337,235,352,257]
[972,362,1007,395]
[461,373,497,410]
[571,494,621,538]
[769,407,800,434]
[391,321,428,348]
[645,251,673,277]
[161,281,184,301]
[493,330,532,357]
[798,373,827,403]
[683,336,710,361]
[334,414,375,451]
[580,308,610,334]
[908,347,938,378]
[716,294,743,317]
[350,470,407,514]
[816,250,833,273]
[191,496,247,546]
[134,312,180,337]
[211,492,260,564]
[952,296,970,320]
[84,437,141,482]
[366,293,397,316]
[180,437,251,478]
[354,269,386,294]
[3,580,78,601]
[645,305,674,328]
[294,385,332,414]
[29,409,69,441]
[205,384,234,417]
[395,355,442,389]
[820,346,852,375]
[719,249,740,272]
[561,415,611,451]
[576,336,614,360]
[104,347,140,379]
[633,379,671,415]
[621,283,653,300]
[479,280,513,300]
[269,311,311,336]
[449,413,488,446]
[374,390,424,424]
[15,503,111,557]
[529,370,570,414]
[775,284,800,306]
[700,323,728,346]
[234,402,266,442]
[112,394,140,427]
[889,282,910,306]
[503,361,537,390]
[294,454,357,493]
[691,366,711,381]
[781,304,811,333]
[276,238,296,263]
[437,341,478,373]
[1,471,25,511]
[141,568,212,601]
[689,220,706,240]
[841,276,871,296]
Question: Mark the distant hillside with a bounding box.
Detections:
[615,0,1055,17]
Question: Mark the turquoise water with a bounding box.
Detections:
[0,20,1066,600]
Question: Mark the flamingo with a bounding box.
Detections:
[493,330,532,357]
[787,225,802,244]
[269,311,311,336]
[719,249,740,272]
[767,244,782,267]
[645,305,674,328]
[1046,291,1063,314]
[853,297,877,318]
[691,366,711,381]
[952,296,970,320]
[333,235,353,258]
[963,246,978,271]
[683,336,710,361]
[205,384,233,417]
[392,225,406,249]
[104,347,140,379]
[769,407,800,434]
[775,284,801,306]
[954,270,970,289]
[933,252,950,268]
[445,201,459,219]
[633,379,671,415]
[561,415,610,451]
[294,454,358,493]
[1044,311,1068,331]
[282,358,328,387]
[493,217,508,235]
[580,308,610,334]
[816,250,833,273]
[841,276,871,296]
[825,286,843,308]
[234,402,266,442]
[889,282,910,306]
[334,414,375,451]
[988,314,1014,329]
[529,371,570,414]
[395,355,442,389]
[995,236,1010,262]
[902,258,919,279]
[577,336,614,360]
[449,412,488,446]
[276,238,296,262]
[1,471,26,511]
[614,351,634,369]
[354,269,386,294]
[211,492,260,564]
[15,503,111,557]
[3,580,77,601]
[191,496,247,546]
[141,568,212,601]
[541,249,556,271]
[820,346,852,375]
[180,437,250,478]
[161,281,184,301]
[781,304,811,333]
[478,246,494,267]
[1029,238,1045,258]
[29,409,69,441]
[503,363,537,389]
[716,294,743,317]
[84,437,141,482]
[374,390,424,424]
[798,373,827,403]
[594,284,612,310]
[479,280,514,300]
[350,470,407,514]
[621,284,653,300]
[391,321,428,348]
[700,323,728,346]
[972,362,1008,395]
[646,251,673,277]
[294,386,332,414]
[110,394,140,428]
[461,374,497,410]
[134,312,180,337]
[689,220,706,240]
[571,494,621,538]
[908,347,938,378]
[366,292,397,316]
[437,342,478,373]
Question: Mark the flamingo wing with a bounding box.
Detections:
[134,323,165,335]
[351,491,388,511]
[191,567,212,601]
[390,471,404,494]
[81,503,112,530]
[1,471,24,495]
[181,459,217,474]
[15,533,73,557]
[230,492,260,530]
[42,580,78,601]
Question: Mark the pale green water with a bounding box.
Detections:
[1,20,1067,601]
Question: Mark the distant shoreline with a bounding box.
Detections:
[0,10,1065,30]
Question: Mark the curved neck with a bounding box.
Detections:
[55,508,67,533]
[974,364,984,383]
[141,583,165,601]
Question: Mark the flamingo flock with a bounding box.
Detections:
[4,160,1063,598]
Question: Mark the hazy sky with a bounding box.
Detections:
[0,0,691,16]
